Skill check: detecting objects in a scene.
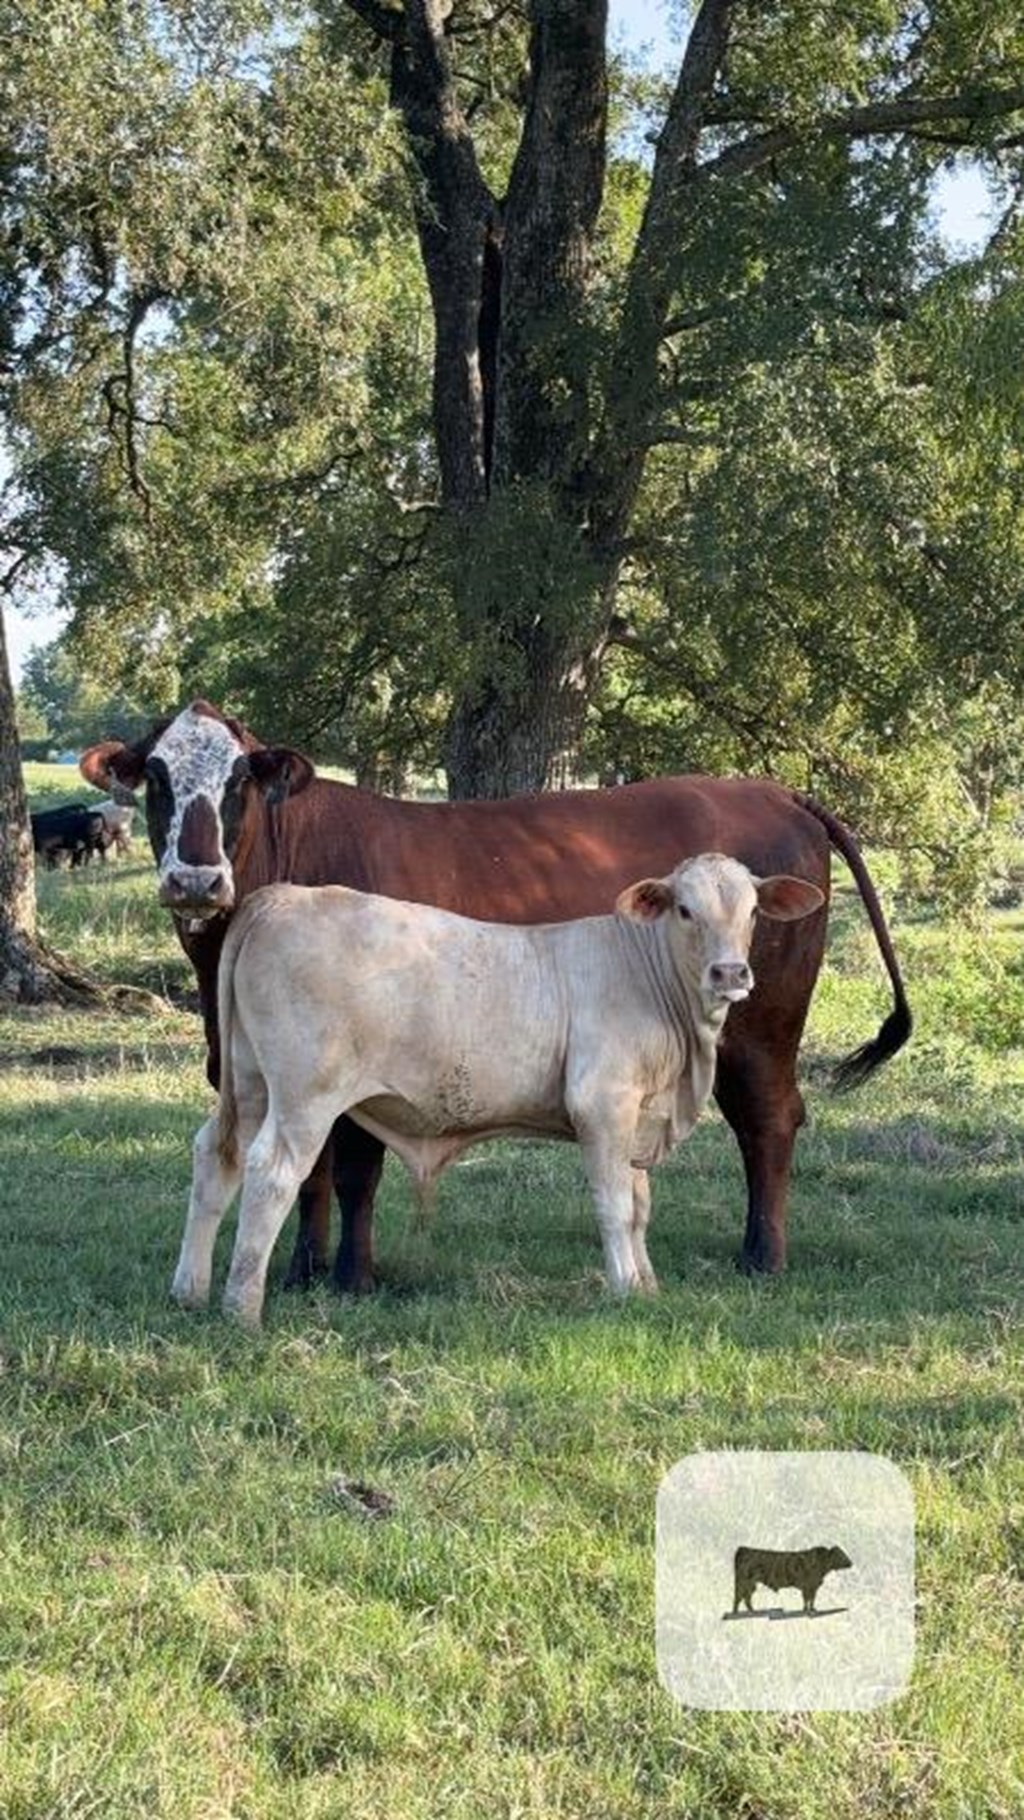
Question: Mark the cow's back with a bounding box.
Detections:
[261,774,830,923]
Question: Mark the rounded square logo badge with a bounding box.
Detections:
[656,1451,914,1711]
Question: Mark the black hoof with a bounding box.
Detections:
[283,1250,331,1290]
[735,1247,783,1277]
[332,1265,377,1297]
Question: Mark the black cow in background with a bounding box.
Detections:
[31,804,112,869]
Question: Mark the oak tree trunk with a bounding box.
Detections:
[0,608,133,1006]
[0,607,47,999]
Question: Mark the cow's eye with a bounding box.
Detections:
[678,904,692,921]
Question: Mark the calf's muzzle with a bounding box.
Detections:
[705,960,754,1002]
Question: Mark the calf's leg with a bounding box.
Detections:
[223,1100,339,1328]
[630,1169,658,1294]
[576,1113,643,1295]
[283,1134,334,1288]
[172,1114,243,1309]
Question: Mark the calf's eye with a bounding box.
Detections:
[678,905,692,921]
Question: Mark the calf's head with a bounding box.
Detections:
[80,701,314,919]
[617,852,824,1015]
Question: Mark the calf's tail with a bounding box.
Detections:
[216,914,247,1170]
[790,792,912,1091]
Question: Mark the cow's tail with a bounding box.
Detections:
[791,792,912,1092]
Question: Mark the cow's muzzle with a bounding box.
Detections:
[705,960,754,1003]
[159,866,234,917]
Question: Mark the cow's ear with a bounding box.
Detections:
[616,877,675,922]
[247,746,316,805]
[79,739,145,793]
[755,875,825,921]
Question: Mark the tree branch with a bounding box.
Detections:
[587,0,740,550]
[343,0,404,42]
[703,85,1024,185]
[0,550,34,597]
[101,288,168,517]
[492,0,608,488]
[388,0,497,508]
[639,425,715,448]
[661,304,724,337]
[447,0,521,40]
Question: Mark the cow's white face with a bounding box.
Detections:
[78,700,315,923]
[618,852,824,1016]
[147,708,249,917]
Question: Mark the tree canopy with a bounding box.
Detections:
[2,0,1023,905]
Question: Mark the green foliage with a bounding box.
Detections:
[585,241,1024,910]
[2,1,1023,872]
[12,689,46,745]
[218,485,454,776]
[19,642,155,749]
[2,0,418,717]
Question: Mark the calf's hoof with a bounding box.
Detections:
[171,1271,210,1310]
[605,1270,642,1298]
[222,1288,263,1331]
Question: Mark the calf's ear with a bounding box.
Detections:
[79,740,145,792]
[247,746,316,805]
[616,877,675,922]
[755,875,826,921]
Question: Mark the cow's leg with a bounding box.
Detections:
[630,1169,659,1295]
[172,1114,244,1310]
[223,1100,339,1328]
[283,1134,333,1289]
[575,1111,643,1295]
[332,1117,384,1296]
[714,1044,806,1276]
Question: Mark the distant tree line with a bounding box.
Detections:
[15,641,153,758]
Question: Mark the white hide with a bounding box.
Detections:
[173,855,822,1325]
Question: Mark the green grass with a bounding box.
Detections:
[2,791,1023,1817]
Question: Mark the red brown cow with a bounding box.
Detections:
[81,701,910,1294]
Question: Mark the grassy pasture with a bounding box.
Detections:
[2,767,1023,1817]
